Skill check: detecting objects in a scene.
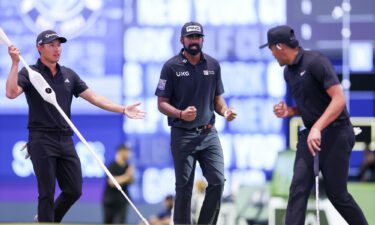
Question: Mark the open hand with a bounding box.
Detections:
[124,102,145,119]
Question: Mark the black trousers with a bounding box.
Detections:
[285,122,368,225]
[103,203,128,224]
[171,127,225,225]
[28,131,82,222]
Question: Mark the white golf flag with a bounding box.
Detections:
[0,28,12,46]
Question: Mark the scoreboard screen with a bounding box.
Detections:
[287,0,375,71]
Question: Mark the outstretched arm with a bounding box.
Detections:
[80,89,145,119]
[5,45,23,99]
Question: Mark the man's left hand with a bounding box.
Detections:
[124,102,146,119]
[224,108,237,121]
[307,127,321,156]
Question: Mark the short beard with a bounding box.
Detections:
[184,44,201,56]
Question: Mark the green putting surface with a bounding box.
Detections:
[348,182,375,224]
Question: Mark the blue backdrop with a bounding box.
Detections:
[0,0,373,207]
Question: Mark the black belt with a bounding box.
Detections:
[305,119,351,130]
[30,129,73,136]
[195,124,213,132]
[328,119,351,128]
[177,124,213,132]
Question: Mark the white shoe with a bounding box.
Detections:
[33,214,38,222]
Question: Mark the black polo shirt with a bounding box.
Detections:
[284,48,349,128]
[155,49,224,129]
[18,59,88,132]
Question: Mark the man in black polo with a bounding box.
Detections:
[260,25,368,225]
[155,22,237,225]
[6,30,145,223]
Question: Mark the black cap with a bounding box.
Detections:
[181,22,204,37]
[36,30,67,45]
[259,25,298,49]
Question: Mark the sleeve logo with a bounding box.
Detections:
[158,79,167,90]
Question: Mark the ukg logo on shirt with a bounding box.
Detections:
[176,71,190,77]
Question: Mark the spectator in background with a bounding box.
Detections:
[358,142,375,182]
[149,194,174,225]
[102,144,134,224]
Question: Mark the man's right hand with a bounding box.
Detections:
[273,101,289,118]
[181,106,197,121]
[8,45,20,63]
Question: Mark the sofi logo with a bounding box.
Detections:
[12,141,34,177]
[176,71,190,77]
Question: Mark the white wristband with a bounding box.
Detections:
[224,109,229,118]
